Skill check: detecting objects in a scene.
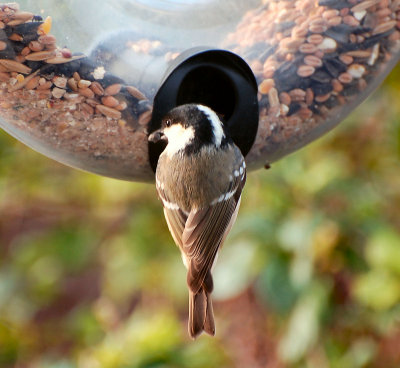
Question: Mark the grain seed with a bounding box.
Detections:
[297,64,315,77]
[332,79,344,93]
[80,102,94,115]
[38,34,56,45]
[45,55,85,64]
[318,37,337,52]
[299,43,318,53]
[305,88,314,105]
[343,15,359,26]
[138,110,152,126]
[90,81,104,96]
[11,11,33,21]
[307,34,324,45]
[25,75,40,90]
[289,88,306,101]
[126,85,146,100]
[339,54,354,65]
[115,101,127,111]
[345,50,372,58]
[258,78,274,94]
[67,78,78,92]
[25,50,56,61]
[96,104,122,119]
[268,87,279,106]
[279,92,291,106]
[52,87,66,99]
[9,70,39,91]
[338,72,353,84]
[78,79,91,89]
[8,33,22,41]
[304,55,323,67]
[28,41,43,52]
[52,76,67,89]
[347,64,366,78]
[79,87,94,99]
[104,83,122,96]
[353,10,367,20]
[373,20,397,34]
[351,0,380,13]
[0,59,31,74]
[101,95,119,108]
[368,44,380,66]
[36,80,52,90]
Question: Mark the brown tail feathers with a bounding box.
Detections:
[188,272,215,338]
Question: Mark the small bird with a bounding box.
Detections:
[148,104,246,338]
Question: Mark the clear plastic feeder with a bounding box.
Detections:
[0,0,399,182]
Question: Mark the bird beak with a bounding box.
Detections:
[148,129,167,143]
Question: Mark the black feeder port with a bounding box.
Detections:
[148,49,259,172]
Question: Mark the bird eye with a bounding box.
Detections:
[165,119,172,127]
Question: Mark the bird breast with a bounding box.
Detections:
[157,145,239,212]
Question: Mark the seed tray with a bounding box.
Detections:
[225,0,400,167]
[0,1,399,181]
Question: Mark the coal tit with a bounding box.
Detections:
[148,104,246,338]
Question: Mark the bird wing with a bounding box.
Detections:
[156,180,188,249]
[182,167,246,294]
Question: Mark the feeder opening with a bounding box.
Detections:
[176,65,236,122]
[148,49,259,172]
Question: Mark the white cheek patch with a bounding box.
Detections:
[197,105,224,147]
[164,124,195,157]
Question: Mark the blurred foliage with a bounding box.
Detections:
[1,61,400,368]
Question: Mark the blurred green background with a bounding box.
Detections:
[1,64,400,368]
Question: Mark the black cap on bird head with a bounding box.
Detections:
[148,104,230,155]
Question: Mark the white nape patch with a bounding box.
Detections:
[164,124,195,157]
[197,105,225,147]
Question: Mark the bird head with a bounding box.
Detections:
[148,104,227,156]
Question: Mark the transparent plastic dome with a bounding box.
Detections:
[0,0,399,182]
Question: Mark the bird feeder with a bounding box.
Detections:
[0,0,399,182]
